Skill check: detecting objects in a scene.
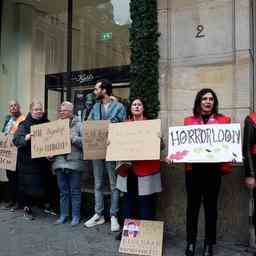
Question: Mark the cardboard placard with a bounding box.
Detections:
[106,119,161,161]
[167,123,242,162]
[31,119,71,158]
[0,133,17,171]
[82,120,109,160]
[119,219,164,256]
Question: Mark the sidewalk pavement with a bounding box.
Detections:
[0,204,254,256]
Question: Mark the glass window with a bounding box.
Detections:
[0,0,67,121]
[72,0,131,71]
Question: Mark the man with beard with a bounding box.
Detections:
[2,100,25,210]
[84,79,126,232]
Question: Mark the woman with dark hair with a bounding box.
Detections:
[184,88,231,256]
[13,100,50,220]
[115,98,162,239]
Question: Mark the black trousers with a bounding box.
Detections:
[253,189,256,235]
[186,164,221,244]
[123,171,156,221]
[18,191,33,209]
[18,169,58,210]
[6,170,18,204]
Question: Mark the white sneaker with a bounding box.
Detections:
[111,216,120,232]
[84,213,105,228]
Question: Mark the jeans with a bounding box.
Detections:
[56,169,81,218]
[92,160,119,216]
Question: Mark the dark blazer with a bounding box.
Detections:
[243,114,256,178]
[13,113,50,197]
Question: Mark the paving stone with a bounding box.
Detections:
[0,204,253,256]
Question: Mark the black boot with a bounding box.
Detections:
[185,242,196,256]
[115,231,122,241]
[202,243,213,256]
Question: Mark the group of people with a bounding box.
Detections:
[1,80,256,256]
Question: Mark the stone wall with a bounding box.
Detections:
[157,0,251,242]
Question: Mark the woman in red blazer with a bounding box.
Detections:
[184,88,231,256]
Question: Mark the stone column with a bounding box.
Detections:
[16,3,35,112]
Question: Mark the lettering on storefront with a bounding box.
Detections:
[72,73,94,84]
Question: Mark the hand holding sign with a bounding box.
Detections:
[25,133,32,141]
[245,177,256,190]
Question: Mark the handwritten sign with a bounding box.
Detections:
[31,119,71,158]
[119,219,164,256]
[167,123,242,163]
[0,133,17,171]
[106,119,161,161]
[82,120,109,160]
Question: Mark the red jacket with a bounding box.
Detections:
[132,160,160,177]
[184,114,232,174]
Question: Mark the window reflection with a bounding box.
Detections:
[72,0,131,71]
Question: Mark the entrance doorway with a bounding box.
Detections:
[45,65,130,121]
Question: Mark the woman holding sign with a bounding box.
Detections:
[184,89,231,256]
[52,101,84,226]
[116,98,162,239]
[13,99,50,220]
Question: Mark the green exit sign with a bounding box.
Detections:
[100,32,112,41]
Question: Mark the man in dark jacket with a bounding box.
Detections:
[243,113,256,255]
[2,100,25,210]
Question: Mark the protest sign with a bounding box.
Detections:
[167,123,242,162]
[119,219,164,256]
[0,133,17,171]
[106,119,161,161]
[82,120,109,160]
[31,119,71,158]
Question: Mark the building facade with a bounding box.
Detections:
[0,0,255,242]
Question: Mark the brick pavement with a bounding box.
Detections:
[0,205,254,256]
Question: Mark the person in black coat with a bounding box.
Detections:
[243,112,256,256]
[13,99,50,220]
